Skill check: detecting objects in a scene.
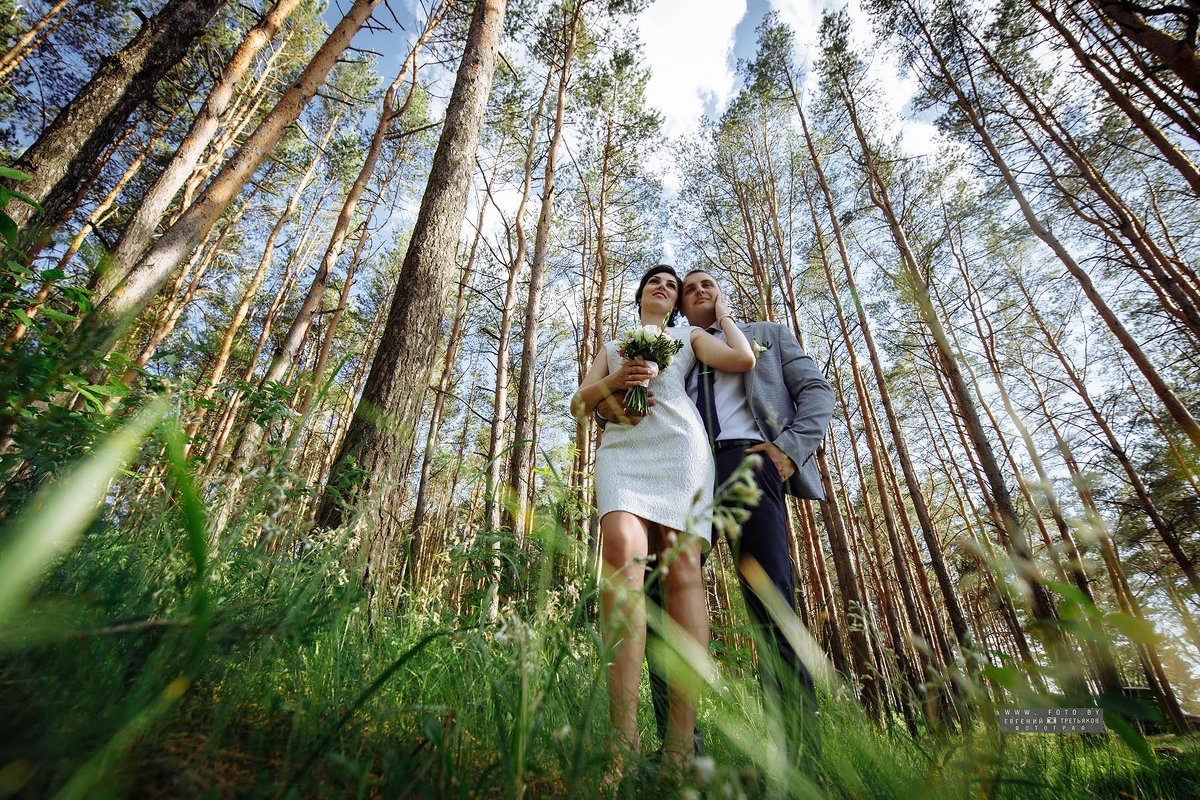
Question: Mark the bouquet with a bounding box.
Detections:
[616,322,683,415]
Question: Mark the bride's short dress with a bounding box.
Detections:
[594,325,714,547]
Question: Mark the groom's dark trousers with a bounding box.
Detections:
[647,440,819,761]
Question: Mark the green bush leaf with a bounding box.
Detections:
[1104,611,1159,645]
[0,213,18,246]
[0,165,33,181]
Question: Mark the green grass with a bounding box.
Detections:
[2,422,1199,799]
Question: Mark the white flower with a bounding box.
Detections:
[751,338,772,356]
[640,324,662,338]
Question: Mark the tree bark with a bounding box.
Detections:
[1093,0,1200,94]
[4,0,227,235]
[315,0,508,596]
[792,79,977,665]
[4,112,171,348]
[81,0,384,357]
[96,0,301,300]
[505,0,584,538]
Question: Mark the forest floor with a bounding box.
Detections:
[5,518,1200,800]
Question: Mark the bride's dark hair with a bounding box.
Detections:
[634,264,680,327]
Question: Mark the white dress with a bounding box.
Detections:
[594,325,714,547]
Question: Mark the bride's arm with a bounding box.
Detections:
[691,295,756,373]
[570,351,654,420]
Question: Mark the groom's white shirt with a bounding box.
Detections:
[686,325,764,443]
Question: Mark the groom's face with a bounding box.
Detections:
[681,271,720,326]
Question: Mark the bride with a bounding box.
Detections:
[570,264,755,777]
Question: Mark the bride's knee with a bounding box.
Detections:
[601,524,646,567]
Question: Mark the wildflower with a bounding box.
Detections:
[692,755,716,785]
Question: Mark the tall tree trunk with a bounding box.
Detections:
[96,0,301,300]
[4,0,227,234]
[897,0,1200,450]
[0,0,78,83]
[230,11,443,468]
[792,86,976,665]
[133,182,260,371]
[816,442,881,714]
[912,366,1045,685]
[406,149,501,587]
[81,0,384,357]
[946,227,1122,695]
[315,0,508,598]
[181,119,337,453]
[201,181,332,469]
[832,357,927,730]
[505,0,584,537]
[479,66,555,619]
[835,64,1085,692]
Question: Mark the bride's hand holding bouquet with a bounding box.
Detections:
[615,320,683,416]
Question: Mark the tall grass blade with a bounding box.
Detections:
[287,629,452,789]
[0,397,168,624]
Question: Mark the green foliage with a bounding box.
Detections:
[0,167,146,514]
[3,427,1198,797]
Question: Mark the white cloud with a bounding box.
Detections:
[636,0,747,138]
[769,0,942,157]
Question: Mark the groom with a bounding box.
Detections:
[598,268,835,764]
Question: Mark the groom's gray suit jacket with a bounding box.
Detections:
[700,321,835,500]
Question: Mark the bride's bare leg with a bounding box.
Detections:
[600,511,650,765]
[660,532,707,772]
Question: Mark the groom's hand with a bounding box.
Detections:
[747,442,795,481]
[597,389,655,426]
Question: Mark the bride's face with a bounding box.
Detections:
[640,272,679,318]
